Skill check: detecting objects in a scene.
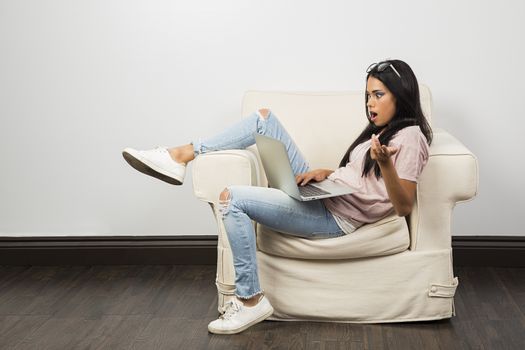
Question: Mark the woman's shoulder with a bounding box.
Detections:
[393,125,428,143]
[391,126,429,153]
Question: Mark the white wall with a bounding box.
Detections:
[1,0,523,237]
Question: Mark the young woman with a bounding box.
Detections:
[122,59,432,334]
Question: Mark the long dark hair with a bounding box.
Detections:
[338,59,433,179]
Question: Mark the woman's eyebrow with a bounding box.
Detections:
[366,89,384,94]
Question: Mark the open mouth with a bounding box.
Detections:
[370,112,378,121]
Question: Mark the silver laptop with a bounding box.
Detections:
[254,133,355,201]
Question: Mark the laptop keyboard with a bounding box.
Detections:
[298,184,330,197]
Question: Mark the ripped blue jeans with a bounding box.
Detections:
[191,110,346,299]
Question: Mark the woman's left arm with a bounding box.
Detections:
[370,134,416,217]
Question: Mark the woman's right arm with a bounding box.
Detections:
[295,169,335,186]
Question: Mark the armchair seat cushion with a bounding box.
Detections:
[256,214,410,260]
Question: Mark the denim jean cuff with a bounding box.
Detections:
[190,140,202,158]
[235,289,264,300]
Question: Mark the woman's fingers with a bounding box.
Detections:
[297,170,330,186]
[381,145,398,157]
[371,134,383,155]
[371,134,378,148]
[370,136,377,158]
[370,135,399,160]
[298,172,316,186]
[388,146,398,155]
[296,173,311,185]
[301,175,313,186]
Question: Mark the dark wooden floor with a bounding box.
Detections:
[0,265,524,350]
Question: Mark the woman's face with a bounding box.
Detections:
[366,76,396,127]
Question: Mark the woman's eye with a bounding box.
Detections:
[375,93,383,98]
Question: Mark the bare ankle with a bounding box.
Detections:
[168,145,194,164]
[238,294,263,307]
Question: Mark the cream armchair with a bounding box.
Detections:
[192,86,478,323]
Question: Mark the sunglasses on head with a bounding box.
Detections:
[366,61,401,78]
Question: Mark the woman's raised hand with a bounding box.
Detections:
[295,169,333,186]
[370,134,398,163]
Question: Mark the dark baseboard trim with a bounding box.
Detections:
[452,236,525,267]
[0,236,219,266]
[1,236,524,267]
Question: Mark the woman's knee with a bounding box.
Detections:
[257,108,270,120]
[218,185,258,219]
[219,188,230,203]
[219,186,248,218]
[219,185,253,203]
[218,187,232,218]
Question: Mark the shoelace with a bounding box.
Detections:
[153,146,168,153]
[220,300,242,320]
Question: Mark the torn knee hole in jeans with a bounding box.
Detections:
[218,189,231,218]
[257,108,270,120]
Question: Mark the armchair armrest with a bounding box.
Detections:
[191,150,262,204]
[409,128,479,250]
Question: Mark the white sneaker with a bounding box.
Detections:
[208,296,274,335]
[122,147,186,185]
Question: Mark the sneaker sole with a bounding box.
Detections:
[122,149,184,186]
[207,306,274,335]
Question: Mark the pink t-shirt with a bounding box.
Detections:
[322,126,429,228]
